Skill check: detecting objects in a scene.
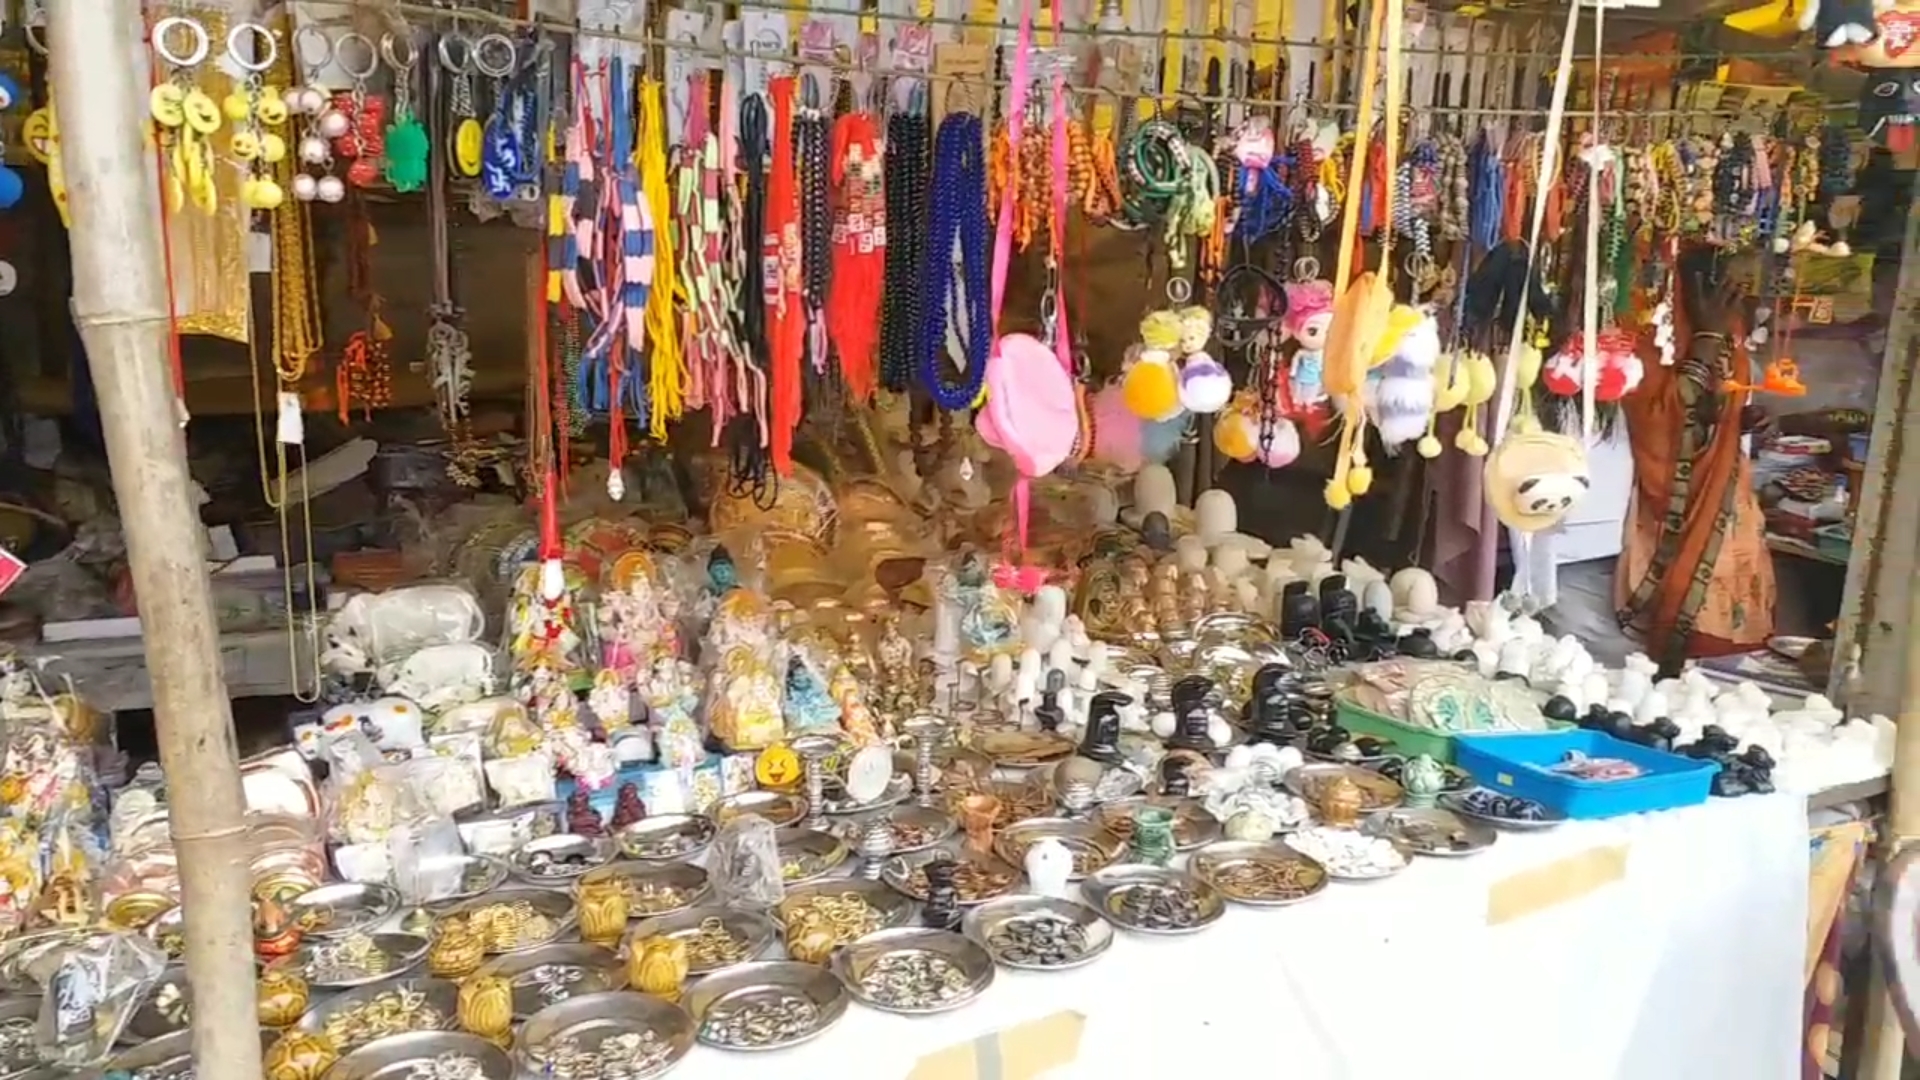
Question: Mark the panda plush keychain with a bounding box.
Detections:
[1485,0,1596,611]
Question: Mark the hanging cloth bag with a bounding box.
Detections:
[1319,0,1404,508]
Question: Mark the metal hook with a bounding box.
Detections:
[152,16,211,69]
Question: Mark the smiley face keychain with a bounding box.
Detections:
[148,15,220,213]
[223,22,287,211]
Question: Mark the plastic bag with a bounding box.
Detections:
[709,815,783,909]
[389,816,466,905]
[26,931,165,1067]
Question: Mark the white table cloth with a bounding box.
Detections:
[662,793,1809,1080]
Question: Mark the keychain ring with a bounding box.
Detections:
[472,33,516,78]
[226,23,279,74]
[437,29,473,74]
[1404,251,1434,281]
[379,30,418,72]
[335,32,379,81]
[293,24,333,71]
[152,16,211,69]
[1167,277,1193,304]
[22,17,47,57]
[1292,256,1320,282]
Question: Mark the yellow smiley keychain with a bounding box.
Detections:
[755,744,802,789]
[224,23,286,210]
[148,16,220,214]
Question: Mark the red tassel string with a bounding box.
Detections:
[828,109,885,403]
[766,77,804,475]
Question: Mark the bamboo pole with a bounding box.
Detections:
[46,4,263,1078]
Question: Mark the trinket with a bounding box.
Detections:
[524,1029,674,1078]
[609,784,648,831]
[1315,775,1365,828]
[984,916,1090,968]
[784,911,840,966]
[1114,883,1205,931]
[255,968,309,1028]
[1164,675,1217,751]
[427,922,486,979]
[1284,826,1409,880]
[628,936,689,1004]
[1076,691,1128,764]
[1399,754,1447,807]
[264,1030,338,1080]
[857,817,894,881]
[1127,807,1177,867]
[576,879,631,947]
[782,892,887,946]
[455,974,513,1048]
[565,790,606,837]
[957,794,1001,856]
[317,983,454,1052]
[441,897,563,954]
[1023,837,1074,895]
[699,993,821,1049]
[254,895,304,960]
[854,952,969,1010]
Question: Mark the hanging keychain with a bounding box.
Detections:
[148,15,221,214]
[330,32,387,188]
[223,22,287,211]
[438,21,484,179]
[290,26,344,204]
[382,31,429,193]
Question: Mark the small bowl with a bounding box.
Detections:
[1080,864,1225,935]
[618,814,717,862]
[685,960,850,1052]
[961,895,1114,972]
[575,861,711,918]
[510,833,616,885]
[288,881,400,939]
[475,943,625,1018]
[295,977,460,1052]
[831,927,995,1015]
[711,790,809,829]
[774,828,851,885]
[517,990,696,1077]
[630,906,779,975]
[328,1031,516,1080]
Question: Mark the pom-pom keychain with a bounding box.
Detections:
[1214,395,1261,462]
[1175,307,1232,413]
[1089,382,1147,470]
[1366,308,1441,449]
[1123,310,1186,422]
[1542,327,1643,402]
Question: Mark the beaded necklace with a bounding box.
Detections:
[796,96,833,375]
[879,107,930,392]
[920,112,991,411]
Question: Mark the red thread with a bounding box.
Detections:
[766,78,803,475]
[827,110,884,403]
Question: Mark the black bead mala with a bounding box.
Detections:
[796,103,834,376]
[731,93,775,499]
[880,109,931,392]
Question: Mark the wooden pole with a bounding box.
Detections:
[46,4,263,1078]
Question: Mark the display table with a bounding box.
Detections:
[667,794,1809,1080]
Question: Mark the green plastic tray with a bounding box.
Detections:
[1333,695,1568,765]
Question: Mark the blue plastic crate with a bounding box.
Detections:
[1453,729,1719,820]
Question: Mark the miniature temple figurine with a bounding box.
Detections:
[1318,574,1360,640]
[1157,754,1194,796]
[566,789,605,837]
[1165,675,1217,751]
[1077,691,1128,764]
[609,782,648,831]
[1278,580,1319,638]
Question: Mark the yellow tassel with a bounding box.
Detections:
[638,81,685,441]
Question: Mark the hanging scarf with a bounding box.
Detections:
[765,78,803,475]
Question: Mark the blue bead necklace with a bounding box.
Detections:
[920,112,991,411]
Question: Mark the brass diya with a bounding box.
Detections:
[628,935,690,1004]
[264,1030,338,1080]
[576,877,631,947]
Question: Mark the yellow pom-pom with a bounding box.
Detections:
[1122,357,1181,421]
[1517,343,1543,389]
[1213,408,1258,461]
[1324,479,1352,509]
[1454,427,1477,451]
[1416,434,1442,458]
[1348,465,1374,494]
[1465,433,1489,457]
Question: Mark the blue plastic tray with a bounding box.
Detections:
[1453,729,1719,820]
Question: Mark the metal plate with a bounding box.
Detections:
[617,814,717,862]
[882,848,1022,906]
[1362,807,1498,856]
[575,861,711,918]
[775,828,851,885]
[296,977,460,1052]
[289,881,400,939]
[961,896,1114,972]
[327,1031,517,1080]
[1080,864,1226,935]
[518,990,695,1077]
[775,879,916,944]
[970,730,1076,768]
[476,944,625,1019]
[269,932,432,989]
[1189,840,1330,906]
[631,906,779,976]
[124,967,191,1041]
[440,889,578,955]
[1283,762,1405,812]
[0,997,41,1078]
[993,818,1125,881]
[1283,826,1414,882]
[818,772,914,815]
[101,1027,277,1076]
[1094,796,1222,851]
[414,853,510,907]
[830,927,995,1015]
[509,833,616,885]
[831,805,957,854]
[1440,788,1567,831]
[711,790,808,829]
[685,960,850,1052]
